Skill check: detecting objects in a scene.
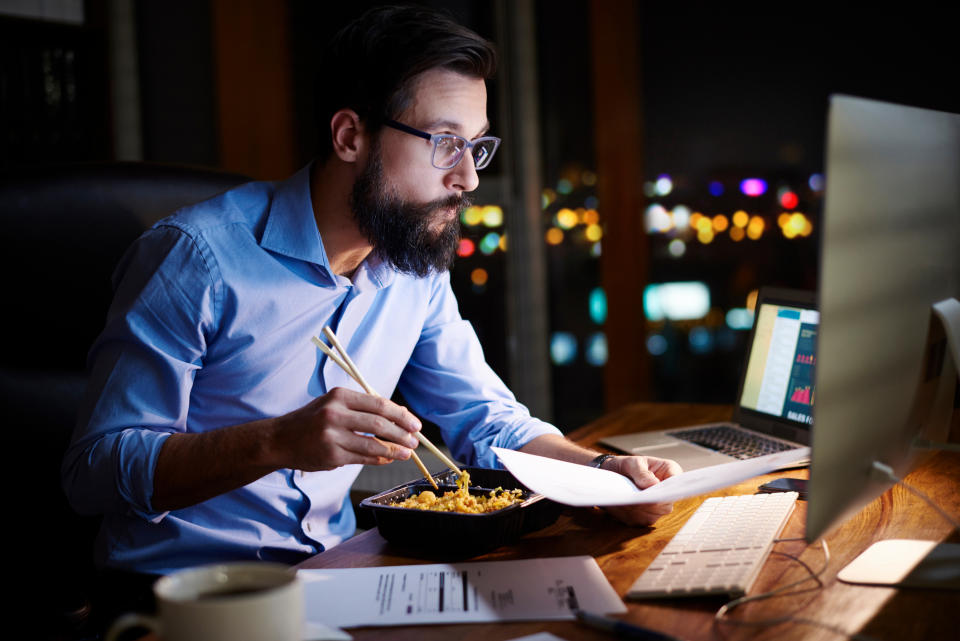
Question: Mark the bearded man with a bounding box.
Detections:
[62,5,679,589]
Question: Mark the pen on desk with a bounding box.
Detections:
[575,609,687,641]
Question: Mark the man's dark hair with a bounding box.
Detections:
[314,4,497,161]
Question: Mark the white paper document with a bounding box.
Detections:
[491,446,810,506]
[300,556,624,628]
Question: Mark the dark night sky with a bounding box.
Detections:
[538,2,959,185]
[640,3,960,180]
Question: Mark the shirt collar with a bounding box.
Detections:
[260,163,329,268]
[260,163,397,290]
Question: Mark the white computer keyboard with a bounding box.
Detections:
[627,491,799,599]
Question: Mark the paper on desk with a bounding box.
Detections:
[299,556,624,628]
[491,446,810,506]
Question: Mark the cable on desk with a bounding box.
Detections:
[713,538,880,641]
[716,465,960,640]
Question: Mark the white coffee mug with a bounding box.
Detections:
[106,562,303,641]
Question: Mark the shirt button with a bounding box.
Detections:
[305,522,312,532]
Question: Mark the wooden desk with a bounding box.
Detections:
[298,403,960,641]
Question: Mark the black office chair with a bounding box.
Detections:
[0,162,250,638]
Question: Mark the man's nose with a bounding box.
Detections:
[446,152,480,193]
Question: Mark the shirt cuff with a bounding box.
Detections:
[116,428,173,523]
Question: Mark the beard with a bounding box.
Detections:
[349,151,469,277]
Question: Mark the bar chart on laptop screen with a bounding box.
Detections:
[783,321,817,425]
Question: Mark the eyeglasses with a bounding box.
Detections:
[383,119,501,170]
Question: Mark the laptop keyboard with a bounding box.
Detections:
[666,425,795,459]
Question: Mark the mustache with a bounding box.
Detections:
[409,193,473,219]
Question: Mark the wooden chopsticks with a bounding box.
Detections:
[312,326,463,488]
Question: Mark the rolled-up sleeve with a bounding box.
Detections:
[61,223,218,520]
[398,272,561,468]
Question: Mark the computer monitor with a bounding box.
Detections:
[806,94,960,544]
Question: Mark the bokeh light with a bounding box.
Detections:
[781,212,813,239]
[545,227,564,245]
[457,237,475,257]
[712,214,729,232]
[809,173,824,192]
[585,332,608,366]
[672,205,691,229]
[589,287,607,325]
[655,175,673,196]
[556,208,578,230]
[550,332,577,366]
[732,210,749,228]
[645,203,672,233]
[481,205,503,227]
[643,282,710,321]
[708,180,724,196]
[668,238,686,257]
[778,189,799,210]
[689,326,714,354]
[479,232,500,255]
[725,308,754,330]
[462,206,483,226]
[470,267,488,286]
[740,178,767,197]
[646,333,668,356]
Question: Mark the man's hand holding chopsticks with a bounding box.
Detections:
[272,387,423,471]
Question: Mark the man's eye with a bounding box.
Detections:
[437,137,460,151]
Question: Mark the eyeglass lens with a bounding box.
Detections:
[433,136,497,170]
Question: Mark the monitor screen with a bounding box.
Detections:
[806,95,960,542]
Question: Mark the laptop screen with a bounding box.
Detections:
[738,302,819,426]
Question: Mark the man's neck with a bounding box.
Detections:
[309,160,373,278]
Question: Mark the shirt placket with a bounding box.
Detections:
[295,283,378,543]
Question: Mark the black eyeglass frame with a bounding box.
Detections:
[383,118,501,170]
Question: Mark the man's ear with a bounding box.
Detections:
[330,109,366,163]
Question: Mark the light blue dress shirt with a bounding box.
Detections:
[61,164,561,574]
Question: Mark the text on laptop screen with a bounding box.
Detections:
[739,304,819,425]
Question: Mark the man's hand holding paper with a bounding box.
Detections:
[492,446,811,508]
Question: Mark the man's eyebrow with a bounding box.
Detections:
[423,118,491,139]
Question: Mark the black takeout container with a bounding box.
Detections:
[358,467,562,556]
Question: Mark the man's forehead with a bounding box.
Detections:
[403,69,489,137]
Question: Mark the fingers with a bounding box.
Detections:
[602,454,680,527]
[613,456,662,490]
[336,388,422,433]
[277,387,426,471]
[317,388,421,448]
[646,455,684,480]
[610,455,682,490]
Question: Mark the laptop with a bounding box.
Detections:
[600,287,817,471]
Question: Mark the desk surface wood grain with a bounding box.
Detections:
[298,403,960,641]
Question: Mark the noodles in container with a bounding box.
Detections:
[359,467,562,555]
[392,470,524,513]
